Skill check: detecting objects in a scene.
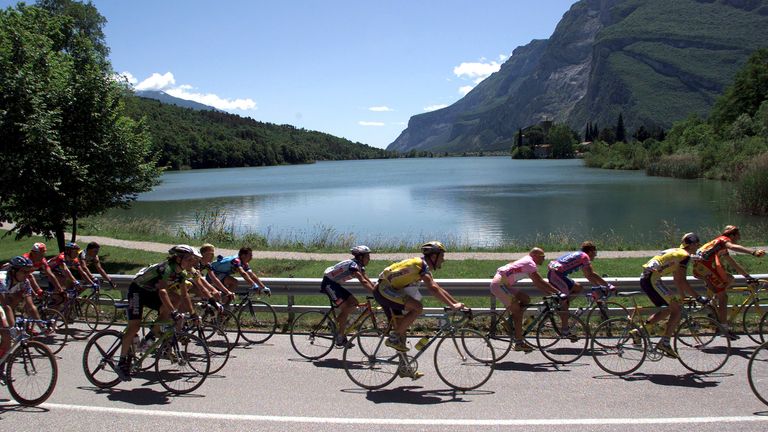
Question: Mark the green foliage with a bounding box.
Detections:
[583,141,647,170]
[646,153,701,179]
[710,48,768,131]
[735,152,768,215]
[548,124,576,158]
[122,96,395,170]
[511,145,534,159]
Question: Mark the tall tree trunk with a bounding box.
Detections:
[54,225,66,253]
[71,212,78,242]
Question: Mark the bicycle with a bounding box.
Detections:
[289,296,386,360]
[469,294,589,364]
[749,339,768,405]
[37,286,99,340]
[705,277,767,344]
[0,317,58,406]
[81,277,119,330]
[590,291,731,376]
[16,299,69,355]
[343,308,495,391]
[224,287,277,344]
[82,308,211,394]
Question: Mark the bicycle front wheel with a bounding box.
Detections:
[82,329,123,389]
[536,312,588,364]
[590,317,646,376]
[434,328,494,391]
[674,316,731,374]
[342,329,399,390]
[155,333,210,394]
[197,324,231,375]
[93,292,117,330]
[237,300,277,344]
[34,308,69,355]
[6,340,58,406]
[70,298,100,340]
[585,301,629,336]
[743,297,765,344]
[289,310,336,360]
[467,311,512,362]
[748,341,768,406]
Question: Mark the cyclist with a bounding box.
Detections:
[19,242,63,295]
[199,244,235,303]
[547,241,614,340]
[78,242,116,288]
[490,247,560,353]
[209,247,271,297]
[321,245,376,348]
[374,241,464,357]
[47,242,95,300]
[0,256,47,343]
[692,225,766,340]
[117,245,201,381]
[637,232,705,359]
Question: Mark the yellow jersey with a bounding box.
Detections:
[378,257,430,290]
[642,248,691,277]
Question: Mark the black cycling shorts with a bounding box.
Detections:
[127,282,162,320]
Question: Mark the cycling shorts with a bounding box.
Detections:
[640,274,680,307]
[489,273,520,308]
[373,286,404,321]
[320,276,353,307]
[127,283,162,321]
[547,269,576,294]
[692,261,731,293]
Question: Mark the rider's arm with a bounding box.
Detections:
[155,280,176,312]
[237,266,264,289]
[673,265,698,298]
[422,273,463,309]
[207,270,233,296]
[726,241,765,258]
[530,272,559,295]
[353,270,376,292]
[93,258,114,286]
[582,264,609,287]
[721,254,751,279]
[41,266,63,292]
[179,280,195,317]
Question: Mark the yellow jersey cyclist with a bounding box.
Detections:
[692,225,765,340]
[636,233,705,359]
[117,245,201,381]
[321,245,376,348]
[373,241,465,354]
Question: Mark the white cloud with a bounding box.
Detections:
[135,72,176,91]
[368,106,394,112]
[424,104,448,112]
[358,121,385,126]
[114,71,138,85]
[459,86,474,96]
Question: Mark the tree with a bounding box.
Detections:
[632,125,651,142]
[516,128,523,148]
[548,124,575,159]
[598,127,616,144]
[615,113,627,143]
[36,0,109,59]
[710,48,768,132]
[0,3,160,250]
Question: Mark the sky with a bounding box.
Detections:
[5,0,577,149]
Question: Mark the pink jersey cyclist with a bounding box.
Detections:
[490,255,539,303]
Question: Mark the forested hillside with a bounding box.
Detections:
[122,95,394,170]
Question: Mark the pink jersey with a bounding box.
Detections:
[496,255,538,286]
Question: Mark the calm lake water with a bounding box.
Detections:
[112,157,757,247]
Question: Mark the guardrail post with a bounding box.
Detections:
[287,294,295,325]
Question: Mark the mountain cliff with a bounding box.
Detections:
[388,0,768,153]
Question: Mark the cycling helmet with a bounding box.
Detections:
[350,245,371,256]
[9,256,33,269]
[168,244,202,258]
[65,241,79,250]
[421,241,446,256]
[31,242,47,253]
[680,232,701,246]
[722,225,740,237]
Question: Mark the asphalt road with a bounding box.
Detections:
[2,332,768,432]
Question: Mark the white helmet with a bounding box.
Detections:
[350,245,371,256]
[168,244,202,258]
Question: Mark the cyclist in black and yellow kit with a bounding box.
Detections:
[373,241,464,353]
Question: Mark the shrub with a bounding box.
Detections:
[735,152,768,215]
[646,153,701,179]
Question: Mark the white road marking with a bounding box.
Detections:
[32,403,768,426]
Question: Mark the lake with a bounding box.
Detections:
[111,157,757,247]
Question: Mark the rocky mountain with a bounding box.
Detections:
[388,0,768,153]
[134,90,219,112]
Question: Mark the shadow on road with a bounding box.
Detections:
[340,386,494,405]
[0,403,48,416]
[592,372,724,388]
[493,360,587,373]
[78,386,172,405]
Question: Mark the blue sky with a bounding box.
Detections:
[7,0,577,148]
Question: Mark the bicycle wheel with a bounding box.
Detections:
[155,332,210,394]
[237,300,277,344]
[585,301,629,336]
[69,298,100,340]
[196,324,231,375]
[342,329,399,390]
[591,317,646,375]
[289,310,336,360]
[82,329,123,389]
[33,308,69,355]
[743,297,765,344]
[674,315,730,374]
[536,312,588,364]
[748,341,768,406]
[93,292,117,330]
[204,308,241,348]
[467,311,512,362]
[5,340,58,406]
[434,328,494,391]
[759,311,768,343]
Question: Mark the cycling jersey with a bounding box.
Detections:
[548,251,591,276]
[324,259,364,283]
[693,235,733,291]
[0,273,32,295]
[47,252,81,276]
[132,260,189,291]
[209,255,250,277]
[640,247,692,306]
[23,252,49,271]
[695,235,732,263]
[78,250,100,267]
[376,257,430,305]
[490,255,538,302]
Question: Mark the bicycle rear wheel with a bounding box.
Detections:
[5,340,58,406]
[33,308,69,355]
[82,329,123,388]
[585,301,629,336]
[289,310,336,360]
[93,292,117,330]
[467,311,512,362]
[155,332,210,394]
[434,328,494,391]
[69,298,100,340]
[343,329,399,390]
[237,300,277,344]
[535,312,588,364]
[591,317,646,376]
[674,316,730,374]
[748,341,768,406]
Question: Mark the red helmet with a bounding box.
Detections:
[31,242,47,253]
